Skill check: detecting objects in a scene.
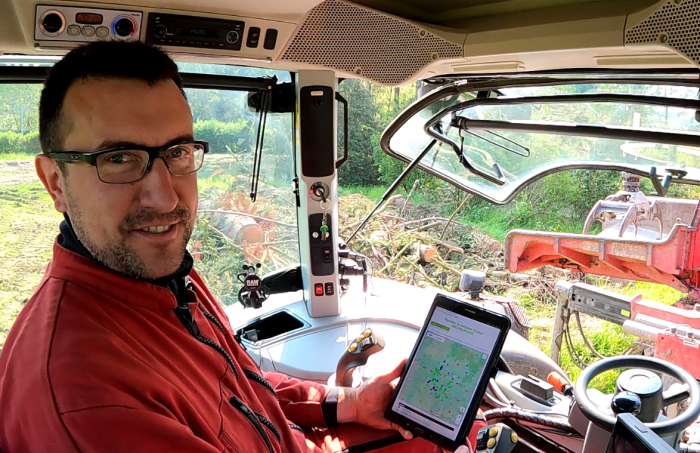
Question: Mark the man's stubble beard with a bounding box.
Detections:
[65,188,194,280]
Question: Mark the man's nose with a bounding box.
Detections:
[138,157,178,212]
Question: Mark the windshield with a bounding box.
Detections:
[385,83,700,204]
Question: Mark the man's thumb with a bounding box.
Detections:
[382,359,408,382]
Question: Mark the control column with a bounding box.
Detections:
[296,71,341,318]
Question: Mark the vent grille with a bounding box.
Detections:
[626,0,700,64]
[280,0,463,85]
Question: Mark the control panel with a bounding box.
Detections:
[146,13,249,51]
[35,5,142,42]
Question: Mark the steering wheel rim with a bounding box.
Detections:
[574,356,700,437]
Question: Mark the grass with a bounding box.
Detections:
[0,182,61,347]
[338,185,389,201]
[0,152,35,161]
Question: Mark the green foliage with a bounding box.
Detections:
[193,119,252,154]
[0,131,41,155]
[0,84,41,134]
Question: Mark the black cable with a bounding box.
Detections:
[564,323,590,369]
[575,312,605,360]
[483,408,579,435]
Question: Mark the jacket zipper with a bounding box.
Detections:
[230,397,275,453]
[243,369,278,399]
[198,304,226,335]
[288,423,305,435]
[174,305,239,379]
[254,410,282,445]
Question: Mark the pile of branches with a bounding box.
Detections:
[339,191,582,297]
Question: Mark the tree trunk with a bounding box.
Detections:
[212,213,264,244]
[415,244,437,263]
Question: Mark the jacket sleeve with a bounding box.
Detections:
[61,406,224,452]
[263,371,331,427]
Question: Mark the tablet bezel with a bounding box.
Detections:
[384,293,511,451]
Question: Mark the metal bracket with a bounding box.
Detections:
[550,281,637,364]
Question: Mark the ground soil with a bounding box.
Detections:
[0,159,61,347]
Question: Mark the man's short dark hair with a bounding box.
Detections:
[39,41,186,155]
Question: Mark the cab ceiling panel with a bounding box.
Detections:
[626,0,700,67]
[352,0,611,24]
[280,0,465,85]
[0,0,24,49]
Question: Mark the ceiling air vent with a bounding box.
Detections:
[280,0,463,85]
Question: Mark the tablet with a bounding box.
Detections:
[606,413,676,453]
[384,294,511,451]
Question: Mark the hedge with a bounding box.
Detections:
[193,119,252,154]
[0,120,252,155]
[0,131,41,154]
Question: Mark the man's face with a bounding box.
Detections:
[47,77,198,279]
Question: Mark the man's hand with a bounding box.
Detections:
[336,359,473,452]
[337,359,413,439]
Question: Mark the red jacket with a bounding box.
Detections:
[0,240,331,453]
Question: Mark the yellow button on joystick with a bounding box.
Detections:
[489,427,499,437]
[364,329,372,337]
[511,432,518,443]
[487,438,496,449]
[349,343,358,352]
[356,336,364,343]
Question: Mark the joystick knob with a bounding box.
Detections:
[611,391,643,416]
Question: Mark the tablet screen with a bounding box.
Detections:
[391,306,501,441]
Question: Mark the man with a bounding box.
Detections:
[0,41,476,452]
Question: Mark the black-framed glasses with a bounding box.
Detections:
[49,140,209,184]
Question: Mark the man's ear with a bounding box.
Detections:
[35,154,68,213]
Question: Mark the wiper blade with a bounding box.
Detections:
[461,128,530,158]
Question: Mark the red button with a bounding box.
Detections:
[314,283,324,296]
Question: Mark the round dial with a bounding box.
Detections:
[39,11,66,37]
[113,16,136,38]
[153,24,167,39]
[226,31,239,44]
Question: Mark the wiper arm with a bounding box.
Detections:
[424,115,507,186]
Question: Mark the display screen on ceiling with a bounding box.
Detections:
[76,13,103,25]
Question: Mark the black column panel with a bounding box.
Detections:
[309,214,334,276]
[300,86,334,177]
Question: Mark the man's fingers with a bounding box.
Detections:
[454,446,471,453]
[381,358,408,383]
[391,423,413,440]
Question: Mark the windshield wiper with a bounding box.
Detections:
[461,128,530,157]
[425,114,507,186]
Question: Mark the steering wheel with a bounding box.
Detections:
[574,356,700,437]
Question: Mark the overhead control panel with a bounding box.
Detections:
[145,13,247,51]
[35,5,142,43]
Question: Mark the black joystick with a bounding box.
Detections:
[335,328,384,387]
[611,391,643,417]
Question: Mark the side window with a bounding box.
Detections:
[0,83,61,348]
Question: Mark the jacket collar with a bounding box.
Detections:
[48,238,182,312]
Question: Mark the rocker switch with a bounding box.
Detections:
[324,283,334,296]
[322,248,332,263]
[314,283,324,296]
[246,27,260,47]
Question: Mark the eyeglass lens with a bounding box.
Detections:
[95,143,206,183]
